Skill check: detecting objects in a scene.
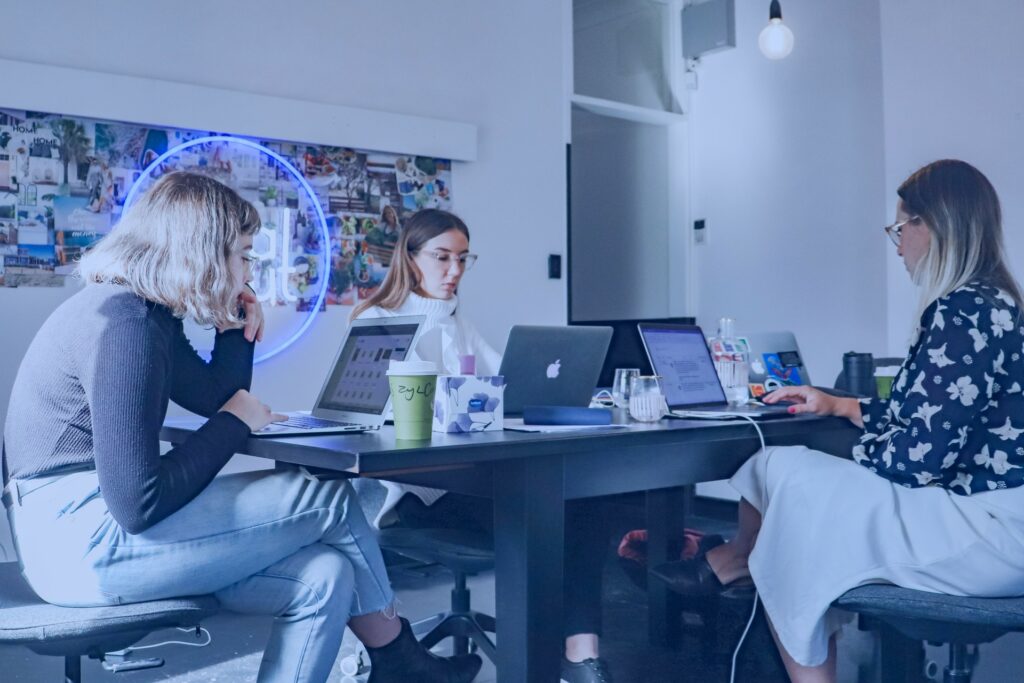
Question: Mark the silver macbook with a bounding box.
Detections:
[255,315,425,436]
[743,331,811,393]
[637,323,793,420]
[499,325,613,416]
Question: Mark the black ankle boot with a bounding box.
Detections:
[366,618,482,683]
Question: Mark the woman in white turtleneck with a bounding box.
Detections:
[351,209,617,683]
[352,209,497,515]
[356,266,499,380]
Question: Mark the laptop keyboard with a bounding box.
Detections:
[275,415,360,429]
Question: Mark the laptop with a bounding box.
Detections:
[499,325,613,416]
[255,315,425,436]
[743,331,811,397]
[570,316,695,388]
[637,323,793,419]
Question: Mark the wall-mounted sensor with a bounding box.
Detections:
[694,219,706,245]
[548,254,562,279]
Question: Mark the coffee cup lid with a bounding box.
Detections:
[386,360,439,376]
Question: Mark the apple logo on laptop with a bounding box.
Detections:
[546,359,561,379]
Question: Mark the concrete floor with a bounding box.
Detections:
[3,500,1023,682]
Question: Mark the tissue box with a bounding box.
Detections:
[433,375,506,433]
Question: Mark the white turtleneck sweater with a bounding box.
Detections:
[356,292,501,522]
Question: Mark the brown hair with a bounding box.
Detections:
[898,159,1023,317]
[351,209,470,319]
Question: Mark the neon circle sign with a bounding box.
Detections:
[124,136,330,363]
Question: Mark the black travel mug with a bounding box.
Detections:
[842,351,876,398]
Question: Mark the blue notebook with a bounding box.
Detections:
[521,405,612,426]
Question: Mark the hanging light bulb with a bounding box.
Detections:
[759,0,794,60]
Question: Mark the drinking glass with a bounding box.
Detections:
[611,368,641,409]
[714,357,750,406]
[629,375,668,422]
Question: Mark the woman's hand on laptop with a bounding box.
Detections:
[763,386,864,427]
[221,389,287,432]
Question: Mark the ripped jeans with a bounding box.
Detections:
[5,468,394,683]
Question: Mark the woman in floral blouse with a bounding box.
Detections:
[658,159,1024,682]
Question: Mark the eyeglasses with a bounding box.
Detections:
[241,254,259,273]
[883,216,920,247]
[415,249,479,271]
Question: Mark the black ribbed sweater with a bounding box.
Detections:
[3,283,251,533]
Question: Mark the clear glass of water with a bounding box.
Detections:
[714,357,750,405]
[612,368,641,408]
[628,375,668,422]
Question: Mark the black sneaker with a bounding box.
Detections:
[561,656,613,683]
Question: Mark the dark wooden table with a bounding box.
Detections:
[163,414,859,683]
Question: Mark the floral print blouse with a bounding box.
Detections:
[854,283,1024,495]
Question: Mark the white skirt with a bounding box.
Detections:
[731,446,1024,667]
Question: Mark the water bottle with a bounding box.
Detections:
[842,351,877,398]
[709,317,750,406]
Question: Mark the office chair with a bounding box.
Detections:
[831,356,1024,681]
[378,527,497,664]
[835,584,1024,682]
[0,441,219,682]
[0,560,219,682]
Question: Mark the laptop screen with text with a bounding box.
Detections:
[639,325,727,408]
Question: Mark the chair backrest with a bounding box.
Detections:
[834,357,904,393]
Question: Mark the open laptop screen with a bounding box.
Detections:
[638,325,727,408]
[317,322,419,415]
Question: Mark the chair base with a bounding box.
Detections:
[64,656,79,683]
[411,610,497,665]
[941,643,978,683]
[61,651,165,683]
[873,622,982,683]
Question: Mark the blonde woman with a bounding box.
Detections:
[2,173,480,683]
[657,160,1024,682]
[353,209,616,683]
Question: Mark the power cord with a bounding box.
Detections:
[109,626,212,655]
[590,389,615,408]
[728,414,766,683]
[731,589,761,683]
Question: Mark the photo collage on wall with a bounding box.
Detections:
[0,108,453,311]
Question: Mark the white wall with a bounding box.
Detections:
[0,1,570,555]
[880,0,1024,354]
[0,0,569,427]
[688,0,888,382]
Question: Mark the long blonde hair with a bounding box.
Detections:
[351,209,470,319]
[77,171,261,328]
[899,160,1023,327]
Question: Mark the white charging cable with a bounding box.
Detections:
[109,626,213,654]
[727,414,767,683]
[730,588,761,683]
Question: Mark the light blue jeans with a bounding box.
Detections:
[5,468,395,683]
